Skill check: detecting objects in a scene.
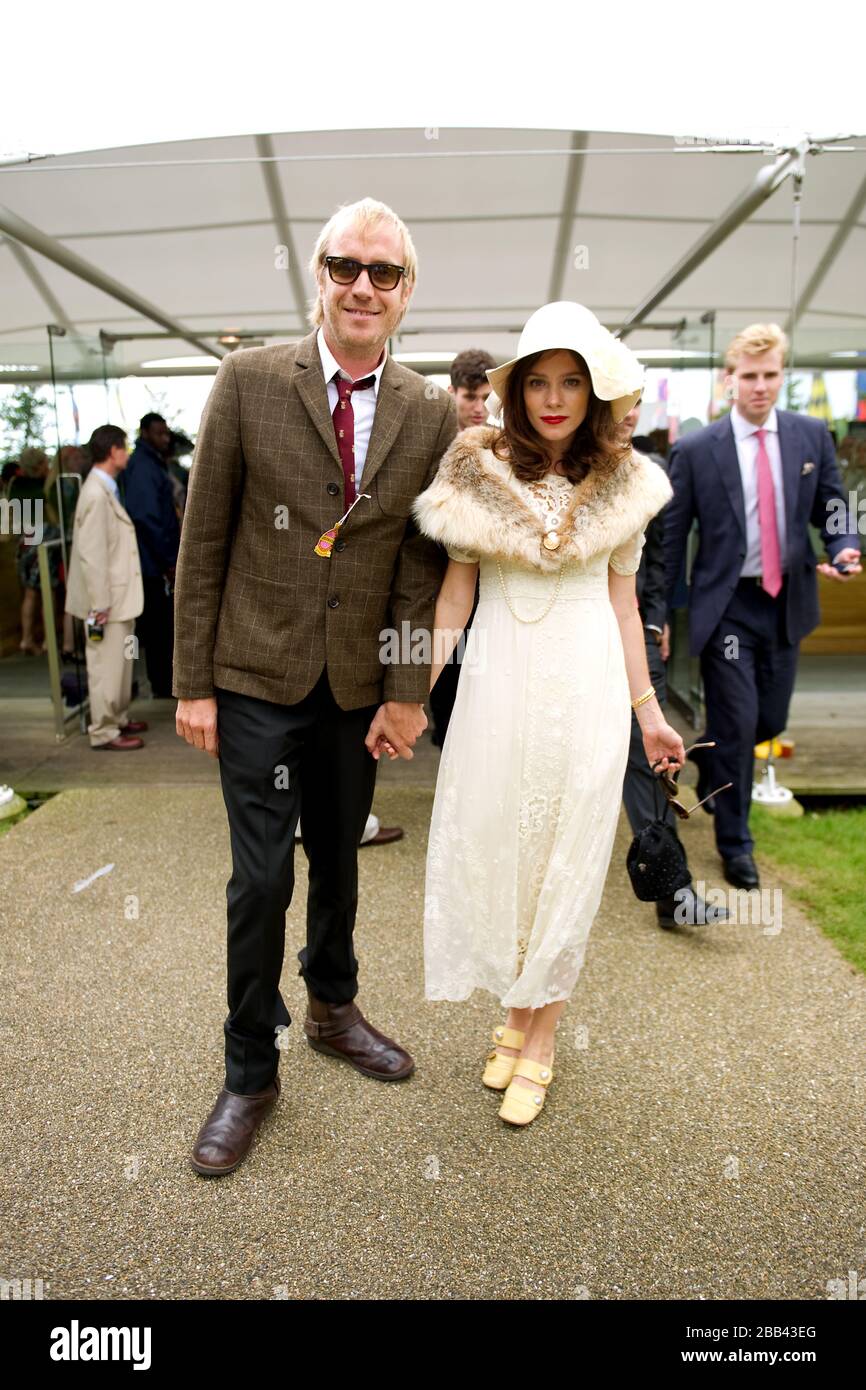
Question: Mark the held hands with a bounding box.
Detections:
[176,697,219,757]
[641,720,685,776]
[365,701,427,761]
[817,547,862,581]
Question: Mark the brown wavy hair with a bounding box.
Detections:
[492,350,629,484]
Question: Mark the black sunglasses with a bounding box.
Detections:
[651,741,732,821]
[324,256,407,292]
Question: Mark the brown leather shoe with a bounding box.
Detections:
[360,825,404,847]
[189,1075,281,1176]
[120,720,149,734]
[92,734,144,750]
[304,991,414,1081]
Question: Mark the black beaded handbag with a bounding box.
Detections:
[626,776,692,902]
[626,746,732,902]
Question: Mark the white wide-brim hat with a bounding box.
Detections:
[487,301,644,425]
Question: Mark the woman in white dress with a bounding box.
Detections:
[412,302,685,1126]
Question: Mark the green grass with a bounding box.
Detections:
[0,792,54,838]
[750,805,866,974]
[0,810,29,837]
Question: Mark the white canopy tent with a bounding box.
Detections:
[1,124,865,386]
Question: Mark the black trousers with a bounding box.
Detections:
[622,633,681,844]
[215,670,378,1093]
[429,582,479,746]
[137,576,175,697]
[699,577,799,860]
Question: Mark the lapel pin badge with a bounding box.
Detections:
[801,461,815,475]
[315,492,371,557]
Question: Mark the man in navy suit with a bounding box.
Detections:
[665,323,861,889]
[123,413,180,698]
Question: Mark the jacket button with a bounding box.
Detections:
[334,539,346,552]
[327,482,340,496]
[327,596,340,609]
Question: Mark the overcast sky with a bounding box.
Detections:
[1,1,862,159]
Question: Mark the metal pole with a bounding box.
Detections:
[617,146,805,339]
[36,541,65,739]
[0,203,225,361]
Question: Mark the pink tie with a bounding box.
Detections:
[754,427,782,598]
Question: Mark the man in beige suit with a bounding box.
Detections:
[65,426,147,751]
[174,197,457,1176]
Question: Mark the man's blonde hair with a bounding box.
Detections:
[725,323,789,371]
[306,197,418,328]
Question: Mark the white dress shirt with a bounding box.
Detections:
[730,404,788,577]
[317,327,388,492]
[92,465,120,501]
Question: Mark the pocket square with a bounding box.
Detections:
[801,461,815,475]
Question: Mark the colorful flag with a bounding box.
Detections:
[807,372,833,423]
[653,376,668,430]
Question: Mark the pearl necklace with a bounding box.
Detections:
[497,557,565,623]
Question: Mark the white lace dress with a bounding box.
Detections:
[423,472,645,1008]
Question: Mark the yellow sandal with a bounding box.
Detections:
[498,1055,554,1125]
[482,1025,525,1090]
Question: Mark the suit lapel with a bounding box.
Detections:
[88,470,129,524]
[712,417,746,544]
[293,330,344,471]
[359,358,409,492]
[109,486,133,526]
[776,410,803,541]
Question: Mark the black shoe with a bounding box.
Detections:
[687,744,716,814]
[723,853,760,890]
[656,883,731,929]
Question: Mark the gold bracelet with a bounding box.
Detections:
[631,685,656,709]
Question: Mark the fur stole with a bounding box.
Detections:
[413,425,673,572]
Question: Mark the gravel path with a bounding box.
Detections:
[1,783,864,1300]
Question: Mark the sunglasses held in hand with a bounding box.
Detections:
[651,741,732,820]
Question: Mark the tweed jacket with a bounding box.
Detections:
[172,332,457,709]
[412,425,673,571]
[65,469,144,621]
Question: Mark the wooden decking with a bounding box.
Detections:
[778,654,866,797]
[1,653,863,799]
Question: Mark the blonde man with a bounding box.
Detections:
[665,324,861,888]
[174,198,457,1175]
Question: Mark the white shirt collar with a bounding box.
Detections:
[317,326,387,394]
[731,403,778,440]
[92,466,119,497]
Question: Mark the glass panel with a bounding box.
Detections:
[0,343,58,688]
[661,316,715,728]
[44,330,111,732]
[0,330,110,728]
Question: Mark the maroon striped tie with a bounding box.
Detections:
[332,373,375,506]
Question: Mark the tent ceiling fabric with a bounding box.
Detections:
[1,126,865,372]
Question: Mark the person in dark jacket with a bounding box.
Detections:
[122,412,180,697]
[429,347,496,746]
[620,407,729,929]
[664,323,861,888]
